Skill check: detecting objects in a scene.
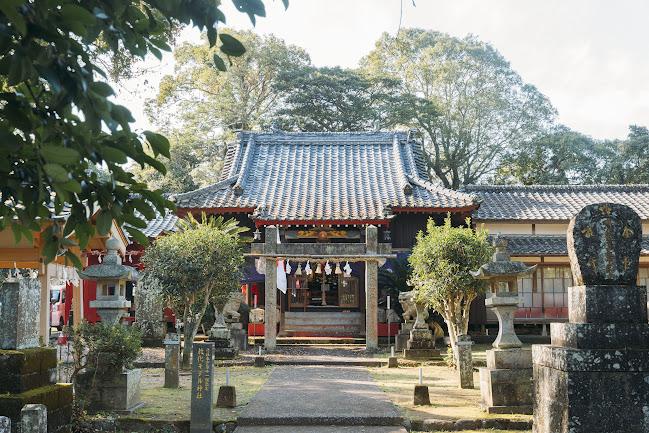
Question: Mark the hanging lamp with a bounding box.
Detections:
[305,261,312,275]
[324,261,332,275]
[295,262,303,276]
[315,262,322,274]
[335,262,342,274]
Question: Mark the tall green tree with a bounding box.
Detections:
[494,126,598,185]
[603,125,649,184]
[139,30,308,189]
[271,66,401,131]
[362,29,556,189]
[141,213,248,368]
[409,216,492,361]
[0,0,269,262]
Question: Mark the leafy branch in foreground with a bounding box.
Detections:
[0,0,271,263]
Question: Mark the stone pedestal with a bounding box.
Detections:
[387,356,398,368]
[0,416,10,433]
[75,368,143,414]
[164,335,180,389]
[254,356,265,368]
[480,349,532,414]
[216,385,236,408]
[413,385,430,405]
[395,321,413,352]
[478,294,532,414]
[21,404,47,433]
[208,325,237,359]
[456,335,474,389]
[533,203,649,433]
[0,278,72,432]
[404,328,439,360]
[227,322,247,350]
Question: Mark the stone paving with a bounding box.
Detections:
[235,366,406,433]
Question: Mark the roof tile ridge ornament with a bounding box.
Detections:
[391,133,413,196]
[232,135,256,196]
[173,175,238,204]
[405,174,478,206]
[464,184,649,193]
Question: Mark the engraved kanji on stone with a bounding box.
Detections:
[567,203,642,286]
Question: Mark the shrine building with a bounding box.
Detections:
[172,131,479,349]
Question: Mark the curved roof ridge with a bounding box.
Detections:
[464,184,649,192]
[174,175,237,203]
[406,175,478,204]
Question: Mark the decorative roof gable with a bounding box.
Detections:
[174,131,477,223]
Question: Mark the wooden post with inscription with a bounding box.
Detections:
[190,342,214,433]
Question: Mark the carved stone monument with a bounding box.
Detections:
[533,203,649,433]
[190,342,214,433]
[472,237,537,414]
[396,291,416,352]
[404,301,439,360]
[0,275,73,431]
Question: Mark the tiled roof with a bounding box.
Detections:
[498,234,649,256]
[140,212,178,238]
[465,185,649,221]
[175,131,477,223]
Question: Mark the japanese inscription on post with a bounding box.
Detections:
[567,203,642,286]
[190,342,214,433]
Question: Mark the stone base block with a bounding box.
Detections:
[486,348,532,370]
[75,368,143,413]
[387,356,398,368]
[479,367,532,413]
[533,345,649,433]
[413,385,430,405]
[216,385,236,408]
[254,356,265,368]
[404,349,440,360]
[395,332,410,352]
[568,285,647,324]
[0,383,72,432]
[550,321,649,349]
[230,329,247,350]
[0,348,57,393]
[214,348,237,359]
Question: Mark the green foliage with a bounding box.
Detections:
[139,30,309,190]
[362,29,556,189]
[70,321,142,373]
[409,216,492,352]
[0,0,267,262]
[141,214,247,366]
[271,66,401,131]
[495,124,649,185]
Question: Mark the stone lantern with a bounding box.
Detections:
[470,236,536,414]
[79,237,138,325]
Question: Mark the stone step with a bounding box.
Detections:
[235,426,407,433]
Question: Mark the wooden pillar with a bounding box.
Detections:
[264,226,278,350]
[365,225,378,351]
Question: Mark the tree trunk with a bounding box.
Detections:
[181,317,199,369]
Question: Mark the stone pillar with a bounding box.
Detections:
[489,297,522,348]
[190,342,214,433]
[533,203,649,433]
[21,404,47,433]
[264,226,278,351]
[164,334,180,388]
[365,225,378,351]
[457,335,474,389]
[1,278,41,349]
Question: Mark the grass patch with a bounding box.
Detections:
[369,363,532,423]
[132,366,273,422]
[413,431,529,433]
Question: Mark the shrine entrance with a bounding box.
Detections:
[249,225,394,350]
[286,274,360,310]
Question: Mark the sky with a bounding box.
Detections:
[117,0,649,140]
